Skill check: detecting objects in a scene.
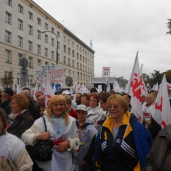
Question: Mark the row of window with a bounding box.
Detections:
[5,50,54,67]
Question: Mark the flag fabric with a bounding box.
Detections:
[125,52,143,123]
[33,82,38,100]
[77,83,81,93]
[42,83,46,95]
[45,79,54,107]
[140,64,148,96]
[106,78,110,92]
[167,82,171,89]
[12,79,15,91]
[153,82,158,91]
[98,85,102,93]
[114,83,121,93]
[17,85,21,94]
[52,84,56,93]
[152,74,171,129]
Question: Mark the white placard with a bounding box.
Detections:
[102,67,110,78]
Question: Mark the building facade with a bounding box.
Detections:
[0,0,95,88]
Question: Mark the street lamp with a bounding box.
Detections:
[41,30,59,64]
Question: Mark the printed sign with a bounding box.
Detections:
[102,67,110,78]
[36,65,64,84]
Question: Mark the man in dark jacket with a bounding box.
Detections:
[143,124,171,171]
[0,88,13,117]
[21,90,40,120]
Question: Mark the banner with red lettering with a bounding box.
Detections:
[45,79,54,107]
[125,52,143,123]
[152,75,171,128]
[140,64,148,96]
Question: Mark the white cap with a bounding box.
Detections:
[62,90,70,95]
[76,105,88,112]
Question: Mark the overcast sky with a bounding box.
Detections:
[34,0,171,80]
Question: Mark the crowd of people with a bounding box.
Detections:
[0,86,171,171]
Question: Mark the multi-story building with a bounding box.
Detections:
[0,0,95,88]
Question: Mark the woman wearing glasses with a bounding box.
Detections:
[95,94,153,171]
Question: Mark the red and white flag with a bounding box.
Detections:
[77,83,81,93]
[33,82,38,100]
[42,83,46,95]
[153,82,159,91]
[45,79,54,107]
[153,75,171,128]
[167,82,171,89]
[125,52,143,123]
[140,64,148,96]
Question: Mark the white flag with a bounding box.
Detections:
[42,83,46,95]
[33,82,38,100]
[12,79,15,91]
[106,78,110,92]
[140,64,148,96]
[17,85,21,94]
[77,83,81,93]
[52,84,56,93]
[153,75,171,128]
[125,52,143,123]
[153,82,159,91]
[45,79,54,107]
[98,85,102,93]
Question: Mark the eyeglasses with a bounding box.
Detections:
[107,105,119,109]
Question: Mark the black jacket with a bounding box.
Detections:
[28,99,40,120]
[0,99,11,117]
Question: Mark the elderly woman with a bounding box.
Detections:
[87,93,105,131]
[0,108,33,170]
[7,94,34,139]
[95,94,153,171]
[21,95,80,171]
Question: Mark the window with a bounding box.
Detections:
[28,75,33,86]
[18,36,23,47]
[57,31,60,38]
[80,47,82,52]
[69,70,71,76]
[68,48,70,55]
[77,62,79,69]
[45,48,48,57]
[80,64,82,70]
[68,58,70,66]
[88,59,89,65]
[83,56,84,62]
[45,61,49,65]
[83,65,84,71]
[17,73,21,85]
[64,45,66,53]
[45,23,48,30]
[51,27,54,33]
[45,34,48,43]
[90,54,91,58]
[57,42,60,49]
[5,30,11,43]
[64,69,67,76]
[18,19,23,30]
[18,4,23,14]
[63,35,66,41]
[77,53,79,59]
[64,56,66,64]
[81,73,82,80]
[77,72,79,79]
[51,51,54,59]
[51,38,54,46]
[28,57,33,68]
[72,50,74,57]
[5,50,11,63]
[28,25,33,35]
[77,45,79,50]
[73,71,75,77]
[37,30,41,40]
[72,42,74,47]
[83,49,84,54]
[85,58,87,64]
[68,39,70,44]
[37,45,41,54]
[28,41,32,51]
[38,59,41,66]
[6,0,12,6]
[37,18,41,25]
[28,11,33,20]
[80,55,82,61]
[72,60,74,67]
[18,53,23,65]
[6,12,12,24]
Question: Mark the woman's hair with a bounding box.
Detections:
[64,95,71,105]
[82,93,90,100]
[150,92,158,104]
[46,95,69,125]
[11,94,29,109]
[0,108,7,129]
[107,94,128,113]
[89,93,99,106]
[99,92,110,102]
[109,90,115,95]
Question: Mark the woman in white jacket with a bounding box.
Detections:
[21,95,80,171]
[0,108,33,171]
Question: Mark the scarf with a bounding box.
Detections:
[6,109,27,130]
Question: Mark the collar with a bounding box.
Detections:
[103,112,131,133]
[146,103,152,107]
[51,113,64,119]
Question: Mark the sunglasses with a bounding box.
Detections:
[107,105,119,109]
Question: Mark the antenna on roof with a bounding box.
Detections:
[90,39,93,48]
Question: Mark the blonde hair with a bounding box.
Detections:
[46,95,69,125]
[64,95,71,105]
[151,92,158,104]
[107,94,128,113]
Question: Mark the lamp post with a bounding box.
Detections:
[41,30,58,64]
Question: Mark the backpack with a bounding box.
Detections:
[0,157,18,171]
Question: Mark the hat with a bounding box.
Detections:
[76,105,88,112]
[62,90,70,95]
[3,88,13,96]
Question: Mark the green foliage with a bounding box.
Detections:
[161,70,171,83]
[150,70,162,87]
[166,19,171,35]
[1,70,14,88]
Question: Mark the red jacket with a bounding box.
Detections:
[69,108,78,119]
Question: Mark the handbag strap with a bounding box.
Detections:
[42,117,47,132]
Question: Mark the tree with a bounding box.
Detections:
[1,70,14,88]
[150,70,162,87]
[166,19,171,35]
[161,70,171,83]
